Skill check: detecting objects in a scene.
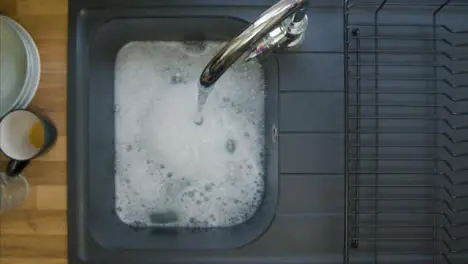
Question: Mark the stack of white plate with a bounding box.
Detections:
[0,15,40,118]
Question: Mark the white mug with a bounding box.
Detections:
[0,110,57,176]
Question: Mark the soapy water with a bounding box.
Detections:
[114,41,266,228]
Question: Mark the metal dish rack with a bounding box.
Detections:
[344,0,468,263]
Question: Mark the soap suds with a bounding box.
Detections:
[114,41,266,228]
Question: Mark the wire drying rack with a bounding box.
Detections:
[344,0,468,263]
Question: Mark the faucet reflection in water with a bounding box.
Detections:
[194,0,308,125]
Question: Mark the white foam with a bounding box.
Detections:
[114,41,266,228]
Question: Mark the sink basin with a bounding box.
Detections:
[69,7,279,252]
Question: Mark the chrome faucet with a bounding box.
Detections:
[199,0,308,88]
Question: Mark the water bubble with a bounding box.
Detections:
[259,151,265,161]
[204,184,213,192]
[114,105,120,113]
[225,138,237,154]
[171,72,185,84]
[183,41,207,53]
[180,54,189,61]
[193,112,204,126]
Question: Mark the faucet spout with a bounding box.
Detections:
[199,0,308,89]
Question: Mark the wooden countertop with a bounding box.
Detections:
[0,0,68,263]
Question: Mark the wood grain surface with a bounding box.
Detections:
[0,0,68,263]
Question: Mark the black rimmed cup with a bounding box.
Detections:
[0,110,57,177]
